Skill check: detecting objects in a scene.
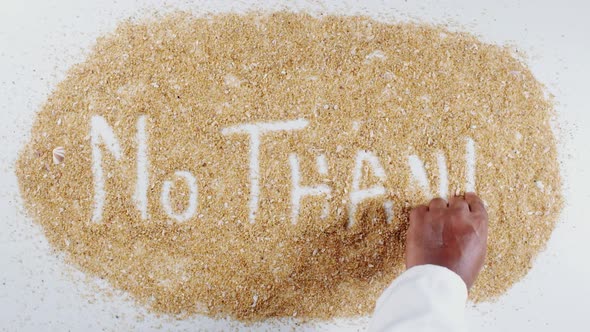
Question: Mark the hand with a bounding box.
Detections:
[406,193,488,289]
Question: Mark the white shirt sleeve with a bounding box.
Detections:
[368,264,468,332]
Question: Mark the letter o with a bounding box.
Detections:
[160,171,198,222]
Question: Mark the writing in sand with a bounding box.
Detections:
[91,115,476,226]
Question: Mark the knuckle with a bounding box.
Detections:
[449,214,464,224]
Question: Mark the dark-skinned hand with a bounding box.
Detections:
[406,193,488,289]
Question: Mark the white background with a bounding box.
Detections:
[1,0,589,331]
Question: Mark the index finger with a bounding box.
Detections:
[409,205,428,222]
[465,192,486,214]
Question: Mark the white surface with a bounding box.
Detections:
[1,0,589,331]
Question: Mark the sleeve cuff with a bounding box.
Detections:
[370,264,468,332]
[376,264,468,309]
